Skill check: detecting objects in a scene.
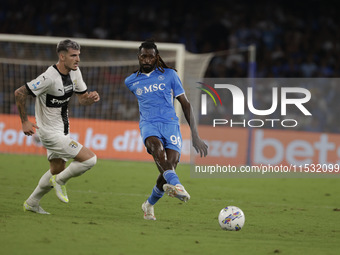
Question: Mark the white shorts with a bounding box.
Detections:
[38,130,83,161]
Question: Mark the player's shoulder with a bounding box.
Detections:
[43,65,59,79]
[125,71,138,86]
[162,68,178,77]
[35,65,58,84]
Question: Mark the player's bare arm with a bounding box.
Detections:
[14,85,38,136]
[177,94,208,157]
[77,91,100,105]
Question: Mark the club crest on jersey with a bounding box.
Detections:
[69,141,78,149]
[158,75,165,81]
[136,88,143,96]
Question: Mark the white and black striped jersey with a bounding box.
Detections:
[26,65,87,135]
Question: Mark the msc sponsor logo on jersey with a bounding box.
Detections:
[136,83,166,96]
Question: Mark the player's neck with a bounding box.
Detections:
[141,70,154,76]
[56,62,71,75]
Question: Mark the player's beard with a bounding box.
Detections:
[67,65,78,71]
[142,64,155,73]
[65,61,79,71]
[71,62,79,71]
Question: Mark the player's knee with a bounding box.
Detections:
[75,155,97,176]
[146,137,163,154]
[154,147,166,160]
[148,142,165,159]
[84,155,97,169]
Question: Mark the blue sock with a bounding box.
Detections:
[147,185,164,205]
[163,170,181,186]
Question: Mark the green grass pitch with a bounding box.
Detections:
[0,154,339,255]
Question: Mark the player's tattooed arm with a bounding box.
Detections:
[14,85,29,123]
[14,85,38,136]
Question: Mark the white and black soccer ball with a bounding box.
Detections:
[218,206,245,231]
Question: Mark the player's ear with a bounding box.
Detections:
[137,52,142,61]
[58,52,66,61]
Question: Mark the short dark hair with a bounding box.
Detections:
[56,39,80,53]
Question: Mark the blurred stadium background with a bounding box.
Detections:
[1,0,340,165]
[1,2,340,255]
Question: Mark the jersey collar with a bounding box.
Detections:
[140,70,155,77]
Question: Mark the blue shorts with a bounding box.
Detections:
[140,122,182,155]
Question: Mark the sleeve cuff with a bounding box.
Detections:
[75,89,87,94]
[25,84,36,97]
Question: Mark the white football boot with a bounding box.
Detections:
[142,200,156,220]
[163,184,190,202]
[23,201,50,214]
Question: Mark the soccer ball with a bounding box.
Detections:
[218,206,245,231]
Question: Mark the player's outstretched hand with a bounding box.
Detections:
[88,91,100,103]
[22,120,39,136]
[192,136,208,157]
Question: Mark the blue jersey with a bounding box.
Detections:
[125,68,185,128]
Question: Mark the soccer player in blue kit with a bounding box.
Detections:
[125,40,208,220]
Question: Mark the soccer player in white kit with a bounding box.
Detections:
[14,39,100,214]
